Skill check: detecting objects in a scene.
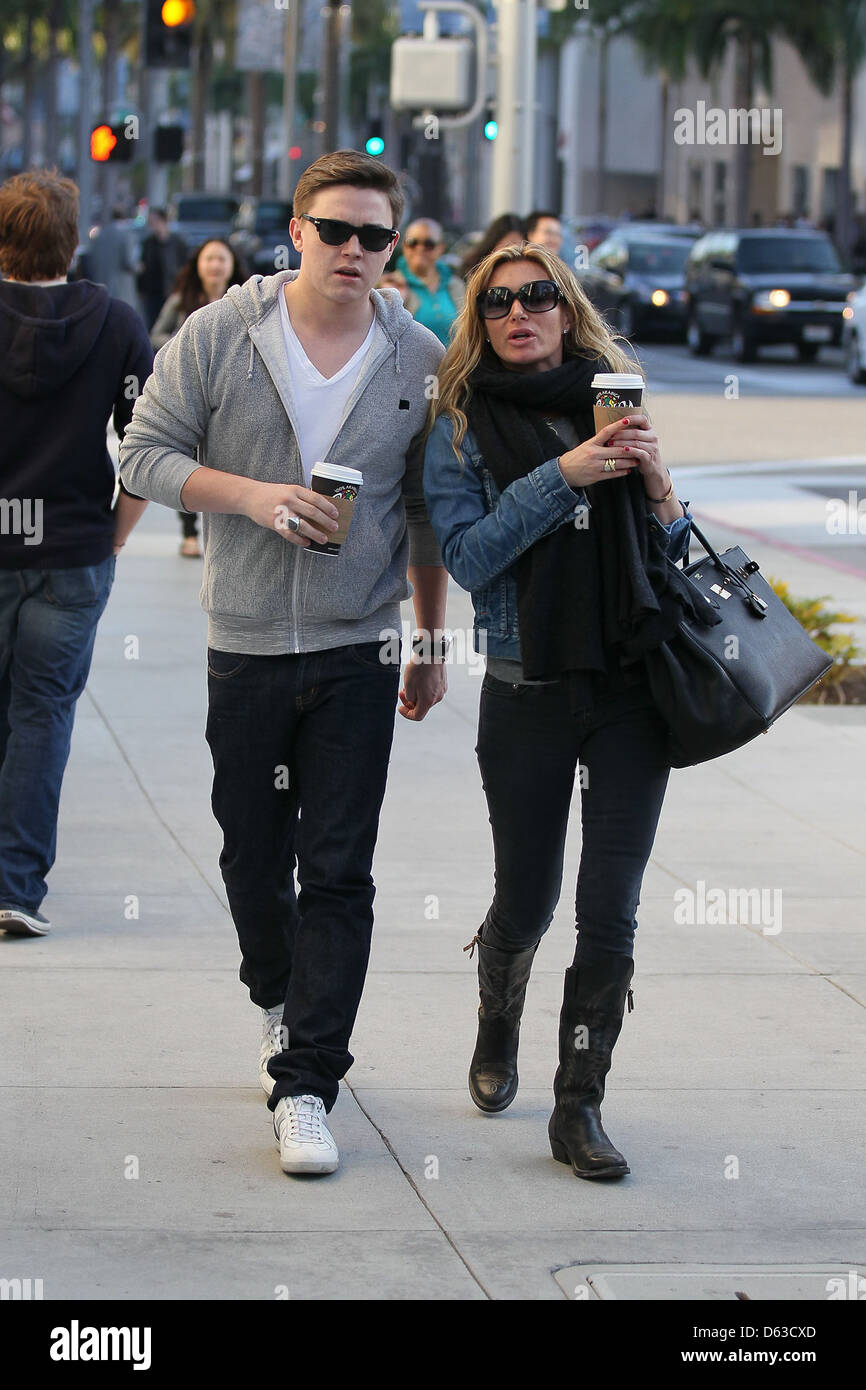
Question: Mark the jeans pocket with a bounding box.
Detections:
[207,647,251,679]
[481,672,527,697]
[43,560,113,609]
[346,640,400,672]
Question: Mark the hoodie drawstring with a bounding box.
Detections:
[247,339,255,379]
[394,335,400,374]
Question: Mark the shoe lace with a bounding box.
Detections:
[283,1096,325,1142]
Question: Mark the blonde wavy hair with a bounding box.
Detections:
[424,241,641,461]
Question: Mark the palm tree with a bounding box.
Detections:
[787,0,866,262]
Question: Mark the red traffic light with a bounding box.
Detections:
[289,146,302,161]
[90,124,117,161]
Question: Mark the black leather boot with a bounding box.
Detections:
[464,932,538,1113]
[548,953,634,1178]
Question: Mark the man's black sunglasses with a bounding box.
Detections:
[300,213,397,253]
[476,279,563,320]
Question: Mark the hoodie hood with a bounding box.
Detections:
[225,269,417,376]
[0,279,111,399]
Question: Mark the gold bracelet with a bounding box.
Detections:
[645,471,674,504]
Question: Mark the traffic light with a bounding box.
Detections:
[153,125,184,163]
[90,123,133,163]
[365,119,385,157]
[483,105,498,141]
[145,0,195,68]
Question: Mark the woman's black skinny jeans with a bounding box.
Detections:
[475,670,671,965]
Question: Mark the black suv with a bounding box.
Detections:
[684,229,858,362]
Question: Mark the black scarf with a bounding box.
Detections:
[463,349,712,684]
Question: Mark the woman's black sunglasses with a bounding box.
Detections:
[476,279,562,320]
[300,213,397,253]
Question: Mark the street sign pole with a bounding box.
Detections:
[279,1,299,199]
[490,0,536,217]
[77,0,95,242]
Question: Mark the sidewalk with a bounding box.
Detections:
[1,500,864,1301]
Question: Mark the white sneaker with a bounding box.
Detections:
[273,1095,339,1174]
[0,906,51,936]
[259,1006,285,1097]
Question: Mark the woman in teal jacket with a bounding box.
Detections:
[422,242,692,1181]
[397,218,465,345]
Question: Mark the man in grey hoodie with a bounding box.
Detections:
[119,151,448,1175]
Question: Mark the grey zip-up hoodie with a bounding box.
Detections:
[119,270,445,654]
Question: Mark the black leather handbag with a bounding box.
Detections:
[644,520,833,768]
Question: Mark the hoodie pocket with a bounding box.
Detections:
[299,498,397,623]
[203,513,287,620]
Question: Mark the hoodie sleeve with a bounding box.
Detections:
[401,333,445,567]
[119,306,214,511]
[111,305,155,500]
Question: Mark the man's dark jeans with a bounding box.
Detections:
[0,557,115,911]
[475,671,671,964]
[205,640,400,1112]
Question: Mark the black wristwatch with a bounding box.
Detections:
[411,631,453,664]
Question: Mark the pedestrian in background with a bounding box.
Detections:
[423,242,693,1181]
[459,213,524,279]
[396,217,465,345]
[86,205,140,310]
[150,238,247,557]
[137,207,187,330]
[0,169,152,938]
[525,209,564,258]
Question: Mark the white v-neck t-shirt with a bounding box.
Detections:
[278,287,383,485]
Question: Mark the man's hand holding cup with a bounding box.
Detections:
[244,482,340,548]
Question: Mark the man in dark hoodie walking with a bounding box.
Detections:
[0,169,153,937]
[120,150,448,1176]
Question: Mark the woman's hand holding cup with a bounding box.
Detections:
[557,417,640,489]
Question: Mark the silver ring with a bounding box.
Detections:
[604,458,617,472]
[285,514,301,533]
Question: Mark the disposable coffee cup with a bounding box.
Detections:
[591,372,645,433]
[307,462,363,556]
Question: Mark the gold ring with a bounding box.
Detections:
[604,459,617,472]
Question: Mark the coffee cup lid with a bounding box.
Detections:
[311,462,364,484]
[591,373,645,389]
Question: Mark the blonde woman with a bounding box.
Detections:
[422,243,694,1180]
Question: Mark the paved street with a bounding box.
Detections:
[2,358,865,1300]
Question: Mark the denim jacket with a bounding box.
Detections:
[422,412,693,660]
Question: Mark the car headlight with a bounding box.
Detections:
[753,288,791,310]
[650,289,669,307]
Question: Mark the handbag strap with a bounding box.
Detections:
[685,515,769,617]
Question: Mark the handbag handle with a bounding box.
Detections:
[685,517,769,617]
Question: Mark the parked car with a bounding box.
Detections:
[579,229,697,339]
[230,197,298,274]
[684,228,858,362]
[842,283,866,384]
[168,193,241,256]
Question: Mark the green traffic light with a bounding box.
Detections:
[484,120,498,141]
[365,136,385,156]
